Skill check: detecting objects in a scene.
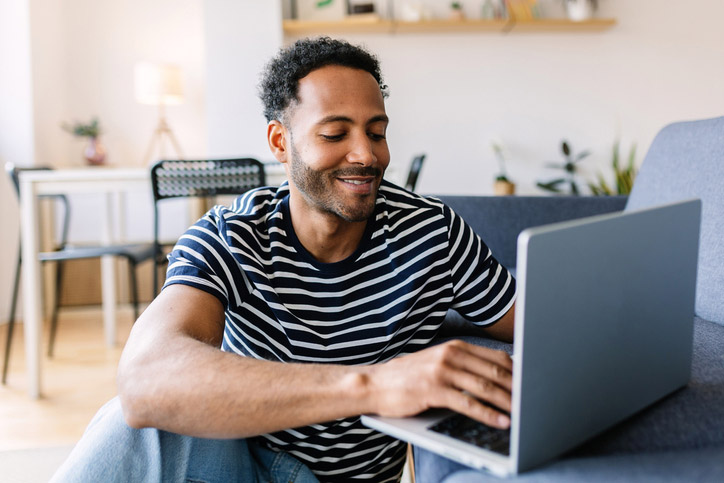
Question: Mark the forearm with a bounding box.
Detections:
[117,285,513,438]
[118,330,373,438]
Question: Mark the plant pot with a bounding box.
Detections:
[564,0,594,22]
[84,137,106,166]
[449,9,465,21]
[494,180,516,196]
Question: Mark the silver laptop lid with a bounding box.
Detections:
[511,199,701,472]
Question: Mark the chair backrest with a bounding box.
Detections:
[625,116,724,324]
[5,162,70,246]
[405,154,426,192]
[5,162,50,196]
[150,158,266,202]
[149,158,267,294]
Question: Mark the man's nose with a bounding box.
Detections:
[346,133,377,166]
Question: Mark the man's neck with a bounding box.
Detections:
[288,197,368,264]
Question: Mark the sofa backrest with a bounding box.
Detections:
[626,116,724,325]
[435,195,627,272]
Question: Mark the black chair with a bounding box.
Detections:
[150,158,267,295]
[2,163,155,384]
[405,154,426,192]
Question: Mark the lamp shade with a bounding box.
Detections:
[134,62,184,106]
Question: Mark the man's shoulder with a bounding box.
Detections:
[193,184,288,243]
[213,183,288,220]
[378,179,447,214]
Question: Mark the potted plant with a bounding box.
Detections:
[449,2,465,20]
[62,117,106,165]
[537,140,590,195]
[492,142,515,195]
[588,140,637,195]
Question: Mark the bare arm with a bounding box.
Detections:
[479,302,516,343]
[117,284,513,439]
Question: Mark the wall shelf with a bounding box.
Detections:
[282,17,617,36]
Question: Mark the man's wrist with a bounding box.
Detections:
[341,367,376,416]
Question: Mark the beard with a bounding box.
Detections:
[288,141,382,223]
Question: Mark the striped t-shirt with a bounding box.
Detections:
[164,180,516,482]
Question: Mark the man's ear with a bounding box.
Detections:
[267,120,288,164]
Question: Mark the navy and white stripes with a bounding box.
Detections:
[164,180,516,481]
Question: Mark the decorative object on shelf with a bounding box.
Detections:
[297,0,346,21]
[83,137,107,166]
[399,2,432,22]
[481,0,506,19]
[135,62,185,165]
[505,0,539,20]
[347,1,379,21]
[537,140,590,195]
[492,142,515,195]
[449,2,465,20]
[62,117,106,166]
[588,140,637,195]
[563,0,597,21]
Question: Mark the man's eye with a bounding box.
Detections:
[369,132,386,141]
[321,134,345,141]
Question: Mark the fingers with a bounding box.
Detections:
[369,341,514,429]
[443,389,511,430]
[450,368,512,414]
[433,341,514,428]
[452,344,513,392]
[437,341,513,392]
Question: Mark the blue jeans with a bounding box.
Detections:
[50,397,318,483]
[413,446,483,483]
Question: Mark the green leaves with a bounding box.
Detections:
[588,141,637,196]
[537,140,589,195]
[540,139,637,196]
[62,117,101,138]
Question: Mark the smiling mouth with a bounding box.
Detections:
[340,178,372,185]
[337,177,377,195]
[334,167,381,192]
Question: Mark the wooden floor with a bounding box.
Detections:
[0,306,137,451]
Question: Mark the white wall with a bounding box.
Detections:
[0,0,35,324]
[282,0,724,194]
[204,0,283,159]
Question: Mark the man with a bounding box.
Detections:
[52,37,516,482]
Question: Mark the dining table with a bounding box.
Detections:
[19,167,151,399]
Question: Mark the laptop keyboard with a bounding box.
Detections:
[428,413,510,456]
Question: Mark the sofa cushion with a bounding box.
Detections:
[572,316,724,455]
[625,116,724,325]
[434,446,724,482]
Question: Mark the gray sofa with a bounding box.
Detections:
[415,116,724,481]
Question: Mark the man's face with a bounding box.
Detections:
[283,65,390,223]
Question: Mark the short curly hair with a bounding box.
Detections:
[258,37,389,123]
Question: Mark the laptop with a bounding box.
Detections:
[362,199,701,476]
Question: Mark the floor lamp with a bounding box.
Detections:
[135,62,185,165]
